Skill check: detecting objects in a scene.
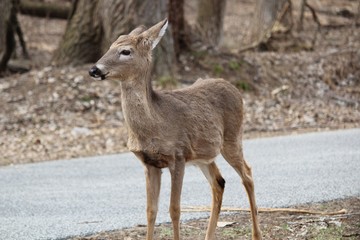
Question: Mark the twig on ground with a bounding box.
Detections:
[182,206,347,215]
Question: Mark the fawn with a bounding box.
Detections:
[89,19,261,240]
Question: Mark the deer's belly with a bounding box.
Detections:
[134,151,171,168]
[129,134,221,168]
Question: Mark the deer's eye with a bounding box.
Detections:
[120,50,131,56]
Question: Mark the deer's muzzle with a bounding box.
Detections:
[89,66,107,80]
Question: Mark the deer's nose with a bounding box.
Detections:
[89,66,102,78]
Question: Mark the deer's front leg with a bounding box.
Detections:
[169,157,185,240]
[144,164,162,240]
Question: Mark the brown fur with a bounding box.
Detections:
[90,19,262,240]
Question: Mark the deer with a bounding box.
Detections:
[89,19,262,240]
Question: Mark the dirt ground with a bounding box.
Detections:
[72,197,360,240]
[0,0,359,239]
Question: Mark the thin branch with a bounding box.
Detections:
[182,206,347,215]
[305,2,321,27]
[299,0,306,30]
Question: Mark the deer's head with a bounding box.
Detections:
[89,19,168,81]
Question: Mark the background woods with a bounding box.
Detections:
[2,0,359,74]
[52,0,176,79]
[0,0,359,165]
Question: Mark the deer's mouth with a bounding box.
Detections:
[99,72,109,80]
[89,66,109,80]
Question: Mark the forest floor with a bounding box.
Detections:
[0,0,359,239]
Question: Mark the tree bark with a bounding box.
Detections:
[169,0,187,58]
[53,0,175,79]
[196,0,227,47]
[134,0,176,79]
[52,0,101,66]
[0,0,18,73]
[251,0,289,43]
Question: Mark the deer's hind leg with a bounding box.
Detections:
[221,141,262,240]
[197,161,225,240]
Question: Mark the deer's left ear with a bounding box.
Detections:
[140,19,168,50]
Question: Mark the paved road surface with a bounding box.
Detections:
[0,129,359,240]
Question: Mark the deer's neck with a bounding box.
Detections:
[121,70,155,108]
[120,70,161,148]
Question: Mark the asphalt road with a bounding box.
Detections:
[0,129,359,240]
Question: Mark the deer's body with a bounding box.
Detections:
[123,77,242,167]
[89,19,262,240]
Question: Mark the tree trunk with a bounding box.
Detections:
[53,0,175,79]
[251,0,289,43]
[196,0,227,47]
[169,0,187,58]
[135,0,176,79]
[52,0,101,66]
[0,0,17,73]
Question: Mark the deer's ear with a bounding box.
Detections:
[140,19,168,50]
[129,25,147,36]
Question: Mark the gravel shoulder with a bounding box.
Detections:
[71,197,360,240]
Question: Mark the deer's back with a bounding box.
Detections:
[163,78,243,126]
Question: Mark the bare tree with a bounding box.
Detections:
[0,0,31,74]
[52,0,101,66]
[251,0,289,42]
[169,0,187,58]
[0,0,17,72]
[53,0,175,79]
[196,0,227,48]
